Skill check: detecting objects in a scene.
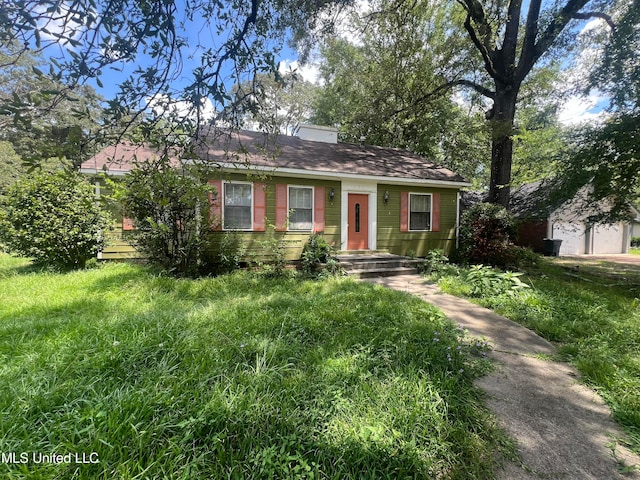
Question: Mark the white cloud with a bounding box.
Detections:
[278,60,321,85]
[558,92,608,126]
[35,1,86,47]
[146,95,216,123]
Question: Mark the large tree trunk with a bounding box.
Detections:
[487,86,518,208]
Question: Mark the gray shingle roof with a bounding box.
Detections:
[81,130,467,184]
[195,130,467,183]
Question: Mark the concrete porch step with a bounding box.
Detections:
[337,253,421,278]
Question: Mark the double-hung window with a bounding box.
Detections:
[288,186,313,231]
[223,183,252,230]
[409,193,432,231]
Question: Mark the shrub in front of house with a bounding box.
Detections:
[459,202,518,267]
[116,157,213,277]
[0,170,112,269]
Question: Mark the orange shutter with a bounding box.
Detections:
[314,186,325,233]
[253,183,266,231]
[275,184,288,231]
[209,179,222,231]
[122,216,135,231]
[400,192,409,232]
[432,193,441,232]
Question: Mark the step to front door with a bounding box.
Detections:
[337,254,420,278]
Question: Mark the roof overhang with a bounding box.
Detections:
[80,168,128,176]
[213,162,471,188]
[80,161,471,188]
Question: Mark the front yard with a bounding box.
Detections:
[0,254,507,479]
[432,256,640,454]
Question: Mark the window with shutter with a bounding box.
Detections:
[223,183,253,230]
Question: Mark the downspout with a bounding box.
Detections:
[455,191,461,250]
[585,224,593,254]
[95,179,103,260]
[622,223,630,254]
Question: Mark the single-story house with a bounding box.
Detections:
[80,125,470,261]
[511,181,637,256]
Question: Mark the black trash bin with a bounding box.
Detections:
[542,238,563,256]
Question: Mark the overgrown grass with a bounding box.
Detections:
[631,248,640,256]
[0,253,507,479]
[433,259,640,453]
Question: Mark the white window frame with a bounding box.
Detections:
[222,181,254,231]
[287,185,314,232]
[408,192,433,232]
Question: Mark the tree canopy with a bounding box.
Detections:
[550,0,640,221]
[0,0,350,144]
[310,1,491,186]
[0,44,103,166]
[1,0,635,216]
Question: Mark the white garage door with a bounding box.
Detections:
[553,222,585,255]
[593,223,624,254]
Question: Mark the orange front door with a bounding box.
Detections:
[347,194,369,250]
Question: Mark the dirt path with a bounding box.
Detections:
[364,275,640,479]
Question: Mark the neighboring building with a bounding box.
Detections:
[511,181,637,256]
[632,212,640,241]
[80,125,470,261]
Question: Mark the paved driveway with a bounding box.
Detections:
[561,254,640,266]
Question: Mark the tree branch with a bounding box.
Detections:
[457,1,510,84]
[211,0,259,83]
[517,0,543,82]
[502,0,524,70]
[571,11,616,32]
[389,79,495,118]
[529,0,590,72]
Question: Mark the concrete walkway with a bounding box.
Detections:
[364,274,640,480]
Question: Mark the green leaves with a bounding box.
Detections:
[0,170,112,269]
[553,113,640,223]
[118,156,213,277]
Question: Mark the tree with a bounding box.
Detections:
[232,71,320,135]
[0,44,103,166]
[453,0,619,207]
[551,0,639,221]
[0,171,112,269]
[311,1,491,185]
[552,113,639,223]
[0,0,351,146]
[115,157,214,277]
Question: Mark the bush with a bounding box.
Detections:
[632,236,640,248]
[465,265,530,297]
[301,233,342,277]
[201,231,247,275]
[116,157,213,277]
[420,249,459,276]
[459,203,516,267]
[502,245,541,269]
[0,170,112,269]
[301,233,333,272]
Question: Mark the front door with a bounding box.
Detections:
[347,194,369,250]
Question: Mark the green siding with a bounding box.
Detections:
[91,173,462,262]
[377,184,458,256]
[207,174,341,261]
[93,179,141,260]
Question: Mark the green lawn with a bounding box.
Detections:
[434,258,640,454]
[631,248,640,255]
[0,254,507,479]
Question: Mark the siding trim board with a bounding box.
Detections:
[211,162,471,188]
[313,186,325,233]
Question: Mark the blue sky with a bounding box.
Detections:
[37,0,609,125]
